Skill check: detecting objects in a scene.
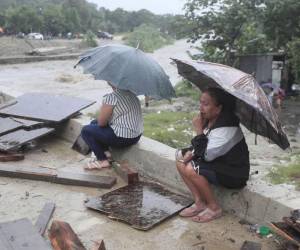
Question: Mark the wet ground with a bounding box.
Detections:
[0,137,280,250]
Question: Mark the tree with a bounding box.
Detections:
[184,0,265,64]
[263,0,300,50]
[43,5,64,36]
[5,5,42,33]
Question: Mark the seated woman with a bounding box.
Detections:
[176,87,250,223]
[81,82,143,169]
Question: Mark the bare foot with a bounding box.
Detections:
[84,160,111,170]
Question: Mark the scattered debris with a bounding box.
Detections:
[0,218,51,249]
[0,152,24,162]
[0,93,95,123]
[72,134,91,155]
[113,160,139,184]
[0,99,17,110]
[270,209,300,247]
[240,240,262,250]
[0,165,116,188]
[48,220,86,250]
[35,202,56,236]
[85,181,193,230]
[0,128,54,151]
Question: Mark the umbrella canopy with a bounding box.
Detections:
[172,59,290,150]
[75,44,176,100]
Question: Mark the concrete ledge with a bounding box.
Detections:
[0,54,80,65]
[59,116,298,224]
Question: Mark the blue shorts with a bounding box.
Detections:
[191,160,219,185]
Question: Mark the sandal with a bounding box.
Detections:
[84,160,111,170]
[179,204,207,217]
[191,208,222,223]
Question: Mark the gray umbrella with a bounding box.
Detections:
[75,44,176,100]
[173,58,290,150]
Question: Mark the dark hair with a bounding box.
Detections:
[203,87,236,112]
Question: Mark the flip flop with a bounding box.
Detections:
[179,204,207,217]
[191,208,222,223]
[84,160,111,170]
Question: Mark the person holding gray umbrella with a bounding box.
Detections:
[76,44,175,169]
[81,81,143,169]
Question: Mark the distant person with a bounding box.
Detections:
[261,80,285,110]
[175,88,250,223]
[81,82,143,169]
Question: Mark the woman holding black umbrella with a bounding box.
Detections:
[176,88,250,223]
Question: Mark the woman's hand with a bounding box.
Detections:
[183,150,193,163]
[192,113,206,135]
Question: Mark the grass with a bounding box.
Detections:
[175,79,200,102]
[143,111,196,148]
[268,154,300,189]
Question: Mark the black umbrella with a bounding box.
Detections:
[173,59,290,150]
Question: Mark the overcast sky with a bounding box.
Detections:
[87,0,185,15]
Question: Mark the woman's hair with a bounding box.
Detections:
[203,87,236,112]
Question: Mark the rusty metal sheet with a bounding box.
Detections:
[0,127,54,151]
[85,181,193,230]
[0,117,43,136]
[0,93,95,123]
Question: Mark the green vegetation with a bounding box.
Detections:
[185,0,300,65]
[268,154,300,189]
[143,111,196,148]
[0,0,192,39]
[175,79,200,101]
[126,24,173,52]
[81,30,97,48]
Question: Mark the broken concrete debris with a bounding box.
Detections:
[0,93,95,123]
[0,93,94,153]
[270,209,300,248]
[35,202,56,236]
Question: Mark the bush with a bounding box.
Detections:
[81,30,98,48]
[126,24,173,52]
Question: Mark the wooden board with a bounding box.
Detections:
[0,152,24,162]
[48,220,86,250]
[35,202,56,236]
[270,222,300,247]
[0,165,116,188]
[283,217,300,233]
[0,218,51,250]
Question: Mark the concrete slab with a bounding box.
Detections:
[0,93,95,123]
